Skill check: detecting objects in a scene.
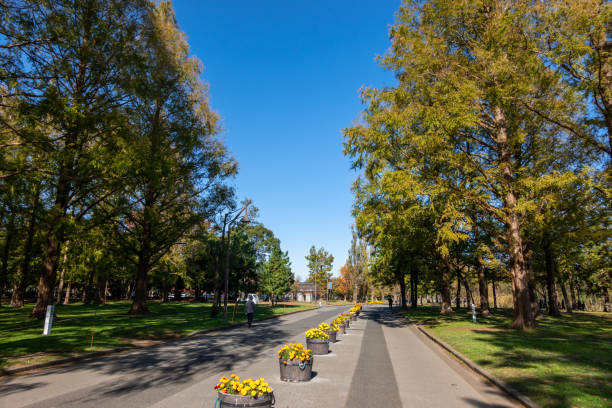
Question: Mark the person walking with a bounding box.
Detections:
[388,295,393,310]
[245,295,256,328]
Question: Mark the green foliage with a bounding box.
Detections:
[260,246,294,301]
[305,245,334,298]
[343,0,610,325]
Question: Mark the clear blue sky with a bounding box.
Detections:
[173,1,400,280]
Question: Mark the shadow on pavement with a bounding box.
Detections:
[360,306,411,329]
[1,306,347,405]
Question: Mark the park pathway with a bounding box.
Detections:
[0,305,520,408]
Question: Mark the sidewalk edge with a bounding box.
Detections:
[407,317,540,408]
[0,305,316,377]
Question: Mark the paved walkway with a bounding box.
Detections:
[0,305,520,408]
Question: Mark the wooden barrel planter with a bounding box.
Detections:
[345,319,350,328]
[279,358,313,382]
[217,391,274,408]
[350,314,357,321]
[306,338,329,355]
[324,330,337,343]
[338,324,346,334]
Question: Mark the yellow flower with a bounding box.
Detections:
[240,389,247,396]
[251,391,257,397]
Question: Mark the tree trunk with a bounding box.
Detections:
[56,241,70,304]
[493,106,535,329]
[411,266,418,308]
[31,157,73,319]
[125,281,132,300]
[398,274,407,310]
[569,269,578,310]
[63,280,71,304]
[462,273,473,306]
[560,282,572,313]
[492,276,498,309]
[524,248,539,319]
[95,273,105,304]
[174,276,183,302]
[83,271,95,304]
[440,257,453,315]
[477,265,490,316]
[455,271,461,309]
[162,274,168,302]
[603,286,610,312]
[543,237,561,316]
[352,282,359,305]
[130,249,150,314]
[11,185,41,308]
[0,213,16,307]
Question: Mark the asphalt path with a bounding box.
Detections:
[0,306,348,408]
[1,305,521,408]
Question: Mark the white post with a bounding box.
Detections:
[43,305,54,335]
[471,303,477,323]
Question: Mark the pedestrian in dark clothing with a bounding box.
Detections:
[245,295,255,327]
[388,296,393,310]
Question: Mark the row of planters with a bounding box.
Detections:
[214,304,363,407]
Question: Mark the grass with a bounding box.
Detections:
[403,306,612,408]
[0,301,315,370]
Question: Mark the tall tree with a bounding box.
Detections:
[305,246,334,301]
[116,1,236,314]
[346,229,370,305]
[1,0,149,318]
[260,246,294,306]
[343,0,591,328]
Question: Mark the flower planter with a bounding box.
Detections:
[306,338,329,355]
[345,319,350,328]
[279,358,313,382]
[324,330,337,343]
[217,390,274,407]
[350,314,357,321]
[338,324,346,334]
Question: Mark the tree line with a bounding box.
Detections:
[0,0,293,318]
[343,0,611,329]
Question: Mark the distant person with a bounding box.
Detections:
[388,296,393,310]
[245,295,256,328]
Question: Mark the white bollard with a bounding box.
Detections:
[471,303,477,323]
[43,304,54,335]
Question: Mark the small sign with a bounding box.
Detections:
[327,282,332,290]
[43,305,54,335]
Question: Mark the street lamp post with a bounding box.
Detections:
[223,200,251,320]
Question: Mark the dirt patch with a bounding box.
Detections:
[472,327,503,333]
[126,339,166,347]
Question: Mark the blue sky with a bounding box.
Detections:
[173,1,400,280]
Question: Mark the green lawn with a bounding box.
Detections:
[403,306,612,408]
[0,301,315,370]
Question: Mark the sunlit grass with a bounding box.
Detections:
[404,306,612,408]
[0,301,315,369]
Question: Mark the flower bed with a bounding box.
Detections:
[319,322,338,343]
[305,328,329,355]
[277,343,313,382]
[214,374,273,407]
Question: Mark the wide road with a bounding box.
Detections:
[0,305,520,408]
